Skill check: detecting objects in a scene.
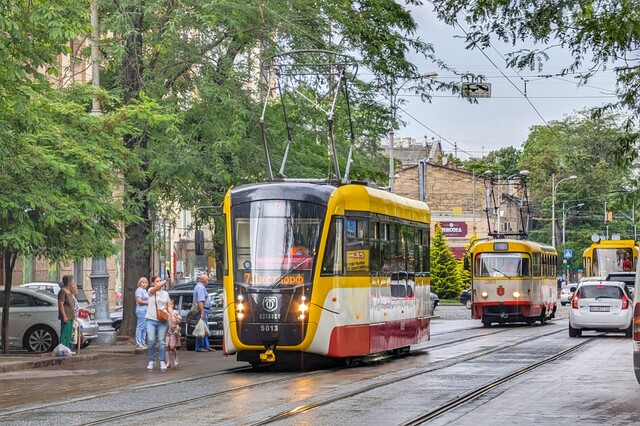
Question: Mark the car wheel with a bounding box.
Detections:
[482,320,491,328]
[561,302,567,306]
[186,337,196,351]
[24,325,58,353]
[465,299,472,309]
[113,321,122,335]
[81,340,91,349]
[568,323,581,338]
[626,324,633,338]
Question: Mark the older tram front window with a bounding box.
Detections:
[232,201,324,287]
[474,253,531,278]
[593,248,633,276]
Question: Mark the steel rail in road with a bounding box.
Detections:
[401,336,597,425]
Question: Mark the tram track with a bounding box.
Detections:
[0,322,571,425]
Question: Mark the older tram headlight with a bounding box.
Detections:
[236,297,245,320]
[481,291,488,299]
[513,291,520,298]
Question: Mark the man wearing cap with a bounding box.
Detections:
[58,275,76,349]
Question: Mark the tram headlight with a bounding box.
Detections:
[513,291,520,298]
[481,291,488,299]
[298,300,308,321]
[235,300,245,320]
[236,302,244,312]
[237,312,244,320]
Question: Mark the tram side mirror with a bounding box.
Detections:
[195,229,205,256]
[463,258,470,270]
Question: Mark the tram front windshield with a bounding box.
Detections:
[593,248,633,276]
[474,253,530,278]
[232,200,324,287]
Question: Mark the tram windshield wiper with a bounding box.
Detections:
[491,267,511,278]
[270,252,314,288]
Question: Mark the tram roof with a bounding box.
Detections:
[228,181,430,223]
[474,239,556,254]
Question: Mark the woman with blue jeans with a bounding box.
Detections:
[146,275,171,370]
[135,277,149,349]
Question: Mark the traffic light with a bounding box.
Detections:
[566,263,570,269]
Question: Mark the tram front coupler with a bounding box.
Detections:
[259,345,276,363]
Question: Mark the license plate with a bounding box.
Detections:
[211,330,223,336]
[589,306,610,312]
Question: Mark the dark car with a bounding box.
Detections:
[459,287,472,309]
[606,272,635,298]
[168,284,224,350]
[184,287,224,350]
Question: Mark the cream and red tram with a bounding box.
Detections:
[221,181,431,367]
[470,239,557,327]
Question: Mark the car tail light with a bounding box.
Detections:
[571,292,580,309]
[634,303,640,341]
[77,308,91,319]
[622,294,629,310]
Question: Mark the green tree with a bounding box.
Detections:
[96,0,449,335]
[0,85,134,353]
[456,236,477,290]
[430,222,461,299]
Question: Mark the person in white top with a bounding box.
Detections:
[145,275,171,370]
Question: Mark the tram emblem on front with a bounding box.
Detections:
[497,285,505,296]
[262,297,278,312]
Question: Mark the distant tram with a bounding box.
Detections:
[470,239,558,327]
[219,181,432,367]
[582,239,640,277]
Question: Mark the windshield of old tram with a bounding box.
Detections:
[474,253,531,278]
[232,200,324,287]
[593,248,633,276]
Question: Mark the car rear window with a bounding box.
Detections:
[577,285,623,299]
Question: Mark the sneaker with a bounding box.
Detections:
[136,344,146,349]
[160,361,168,370]
[147,361,155,370]
[173,360,179,367]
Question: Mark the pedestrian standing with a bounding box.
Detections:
[69,282,81,352]
[146,275,170,370]
[57,275,76,350]
[135,277,150,349]
[165,299,182,368]
[193,273,212,352]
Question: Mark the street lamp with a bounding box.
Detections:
[388,71,438,192]
[551,174,577,247]
[562,202,584,245]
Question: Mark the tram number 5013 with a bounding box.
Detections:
[260,325,279,332]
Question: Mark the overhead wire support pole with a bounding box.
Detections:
[259,77,274,181]
[326,66,346,182]
[276,76,293,178]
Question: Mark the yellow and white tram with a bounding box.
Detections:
[470,239,557,327]
[582,239,640,278]
[220,181,431,367]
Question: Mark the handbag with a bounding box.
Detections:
[155,294,169,322]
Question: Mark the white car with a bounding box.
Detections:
[569,280,633,337]
[0,286,98,352]
[559,284,577,306]
[20,281,61,296]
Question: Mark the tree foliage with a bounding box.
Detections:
[430,222,461,299]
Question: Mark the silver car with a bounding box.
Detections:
[569,280,633,337]
[559,284,577,306]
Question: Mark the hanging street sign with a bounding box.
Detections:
[462,82,492,98]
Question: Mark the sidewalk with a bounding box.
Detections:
[0,340,140,373]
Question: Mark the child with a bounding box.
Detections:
[166,299,182,368]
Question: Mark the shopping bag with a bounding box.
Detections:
[194,318,209,337]
[51,344,75,357]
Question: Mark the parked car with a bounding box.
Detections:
[20,281,61,296]
[559,284,577,306]
[0,286,97,352]
[185,286,224,350]
[168,282,224,350]
[459,288,471,309]
[170,280,221,292]
[569,280,633,337]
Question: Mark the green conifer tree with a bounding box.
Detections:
[430,222,461,299]
[456,235,477,293]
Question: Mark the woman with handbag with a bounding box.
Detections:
[145,275,171,370]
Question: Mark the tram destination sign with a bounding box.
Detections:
[440,221,468,238]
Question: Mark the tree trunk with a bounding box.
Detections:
[120,4,150,338]
[1,251,18,354]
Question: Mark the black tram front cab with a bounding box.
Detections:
[224,183,331,363]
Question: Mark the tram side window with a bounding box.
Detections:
[370,221,382,275]
[321,218,344,275]
[532,253,541,277]
[346,217,369,275]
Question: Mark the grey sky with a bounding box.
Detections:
[391,6,619,160]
